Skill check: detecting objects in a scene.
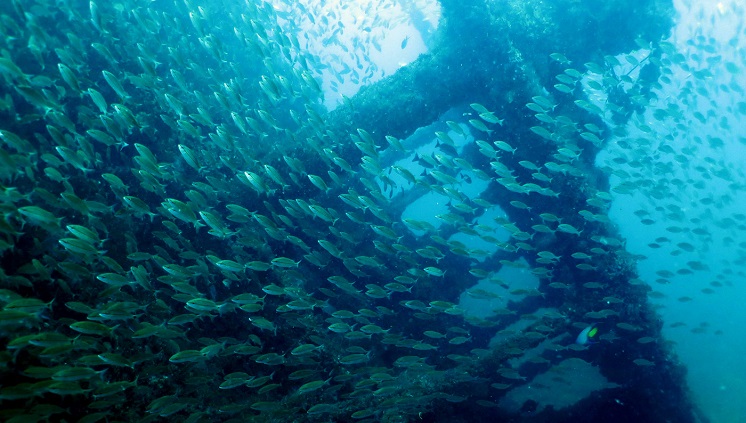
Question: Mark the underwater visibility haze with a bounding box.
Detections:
[0,0,744,421]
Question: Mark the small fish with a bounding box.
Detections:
[290,344,319,356]
[575,324,599,345]
[298,379,328,393]
[468,119,493,134]
[169,350,206,363]
[401,35,409,49]
[550,52,570,64]
[307,174,329,192]
[271,257,300,268]
[102,70,128,100]
[424,267,445,277]
[58,63,81,93]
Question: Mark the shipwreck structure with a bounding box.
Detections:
[323,0,703,421]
